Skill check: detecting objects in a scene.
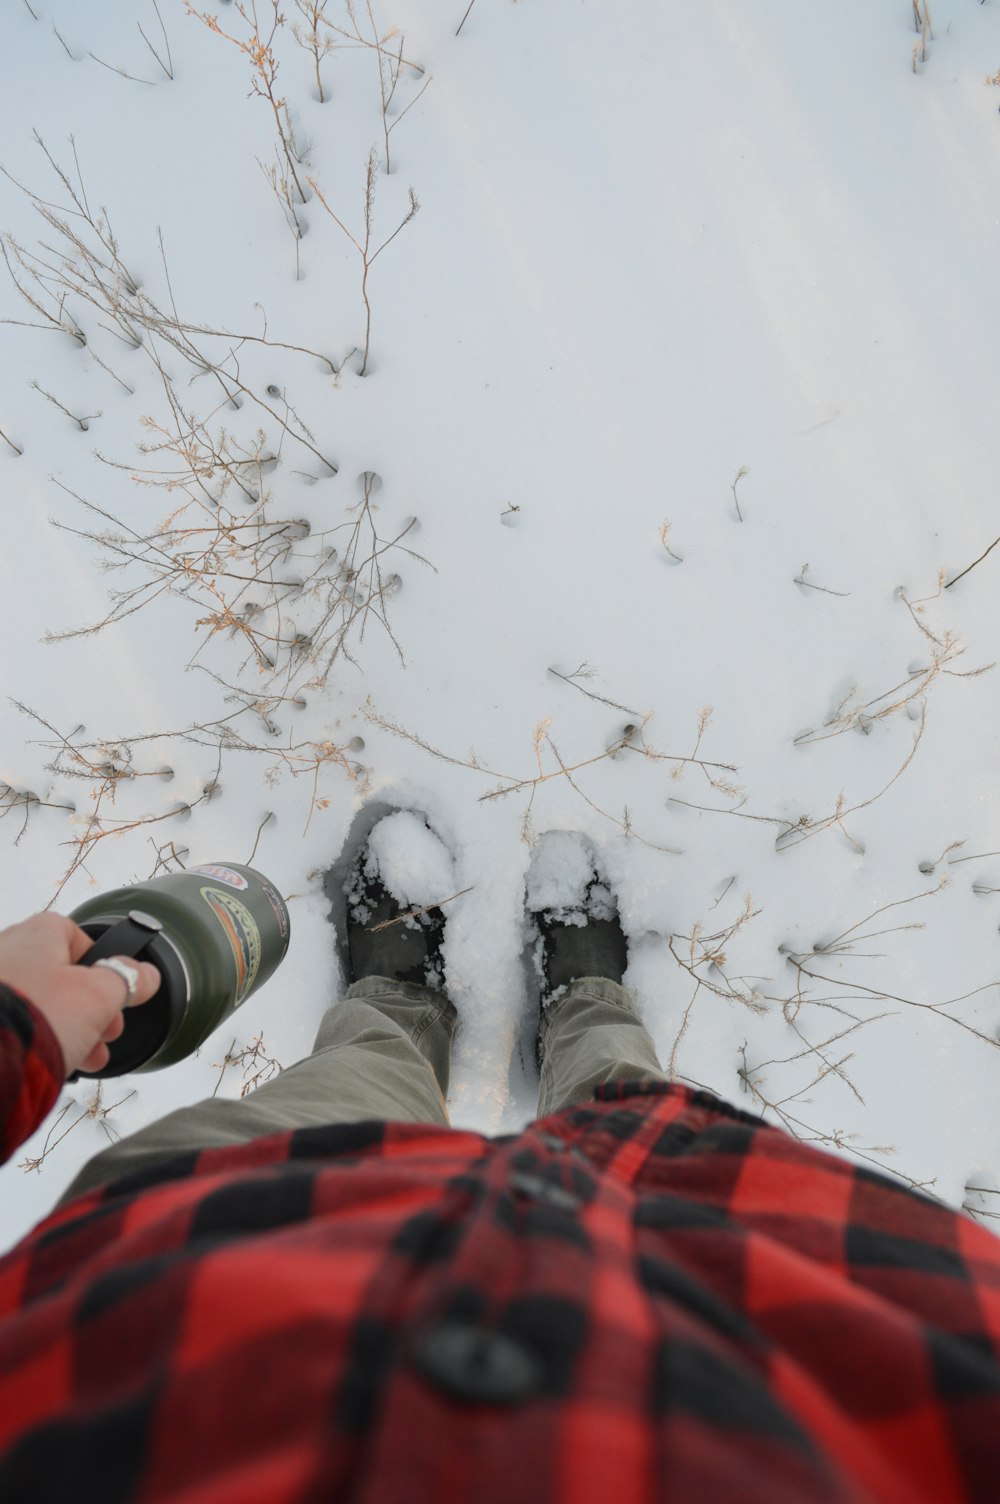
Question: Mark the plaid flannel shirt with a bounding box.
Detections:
[1,982,1000,1503]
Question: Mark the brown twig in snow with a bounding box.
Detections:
[946,534,1000,590]
[370,886,475,932]
[456,0,479,36]
[308,152,419,375]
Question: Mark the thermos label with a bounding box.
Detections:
[261,879,289,943]
[191,864,250,891]
[200,887,262,1001]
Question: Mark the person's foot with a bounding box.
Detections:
[344,811,452,989]
[527,832,628,1008]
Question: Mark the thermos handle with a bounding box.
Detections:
[76,909,165,968]
[68,910,166,1083]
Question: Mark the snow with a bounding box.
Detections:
[525,830,596,920]
[1,0,1000,1250]
[363,810,456,911]
[525,830,617,926]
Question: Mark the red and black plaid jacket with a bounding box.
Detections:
[2,982,1000,1503]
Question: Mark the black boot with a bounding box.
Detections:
[525,829,628,1066]
[526,832,628,1005]
[345,844,446,989]
[535,881,628,1000]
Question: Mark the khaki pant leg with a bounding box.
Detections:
[537,976,668,1118]
[54,976,456,1207]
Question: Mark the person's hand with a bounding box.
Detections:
[0,913,161,1078]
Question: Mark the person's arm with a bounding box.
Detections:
[0,984,65,1164]
[0,913,160,1165]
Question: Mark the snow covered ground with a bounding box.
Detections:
[2,0,1000,1252]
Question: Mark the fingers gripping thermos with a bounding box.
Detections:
[69,864,291,1078]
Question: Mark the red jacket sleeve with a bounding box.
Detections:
[0,985,65,1165]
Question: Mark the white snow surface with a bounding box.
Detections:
[1,0,1000,1251]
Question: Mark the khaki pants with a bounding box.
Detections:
[56,975,668,1207]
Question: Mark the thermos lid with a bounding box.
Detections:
[75,912,189,1078]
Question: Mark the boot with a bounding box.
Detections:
[345,825,447,989]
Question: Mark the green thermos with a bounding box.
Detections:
[69,863,290,1078]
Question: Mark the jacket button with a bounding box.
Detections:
[509,1169,583,1212]
[413,1322,543,1405]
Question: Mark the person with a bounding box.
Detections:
[1,816,1000,1503]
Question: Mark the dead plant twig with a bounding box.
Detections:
[456,0,479,36]
[370,886,475,931]
[187,1,308,202]
[211,1032,283,1097]
[946,534,1000,591]
[19,1083,136,1172]
[309,151,419,375]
